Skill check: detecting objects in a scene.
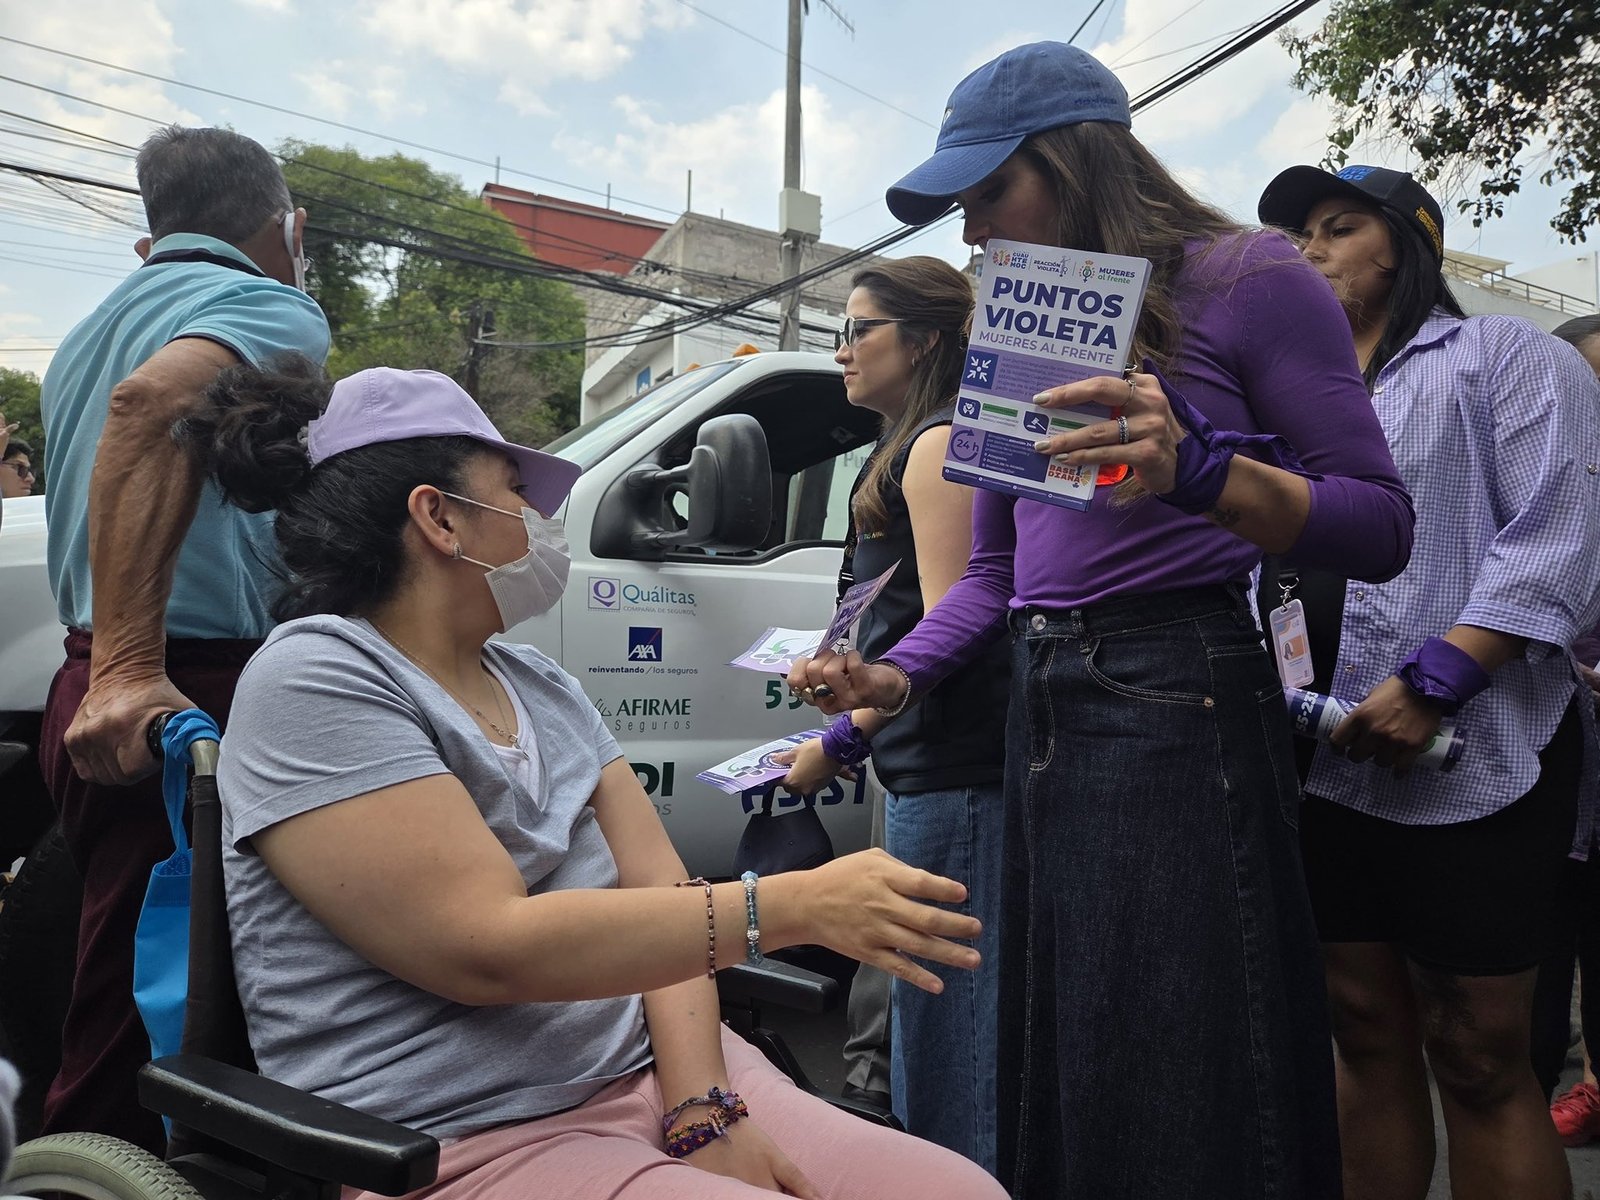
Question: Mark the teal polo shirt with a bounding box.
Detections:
[41,234,330,640]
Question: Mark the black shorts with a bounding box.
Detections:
[1300,703,1582,977]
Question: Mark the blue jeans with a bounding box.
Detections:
[999,586,1340,1200]
[884,781,1004,1177]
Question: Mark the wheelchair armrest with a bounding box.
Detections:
[717,958,838,1014]
[138,1055,439,1197]
[0,739,29,776]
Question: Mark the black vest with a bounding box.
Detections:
[846,409,1010,794]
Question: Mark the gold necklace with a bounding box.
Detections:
[369,620,522,751]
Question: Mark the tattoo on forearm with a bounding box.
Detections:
[1207,506,1242,528]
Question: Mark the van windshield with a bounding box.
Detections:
[545,360,746,471]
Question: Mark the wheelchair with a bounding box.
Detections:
[4,729,892,1199]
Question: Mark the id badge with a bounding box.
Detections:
[1269,599,1315,688]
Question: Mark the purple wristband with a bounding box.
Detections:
[1142,358,1320,516]
[1396,637,1491,716]
[819,712,872,767]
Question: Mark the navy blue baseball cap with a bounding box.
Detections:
[885,42,1131,227]
[1258,164,1446,261]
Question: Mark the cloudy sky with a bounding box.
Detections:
[0,0,1584,376]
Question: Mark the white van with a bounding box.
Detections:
[0,352,879,875]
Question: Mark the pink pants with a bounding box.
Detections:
[349,1027,1007,1200]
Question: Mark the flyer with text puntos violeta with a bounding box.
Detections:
[945,239,1152,511]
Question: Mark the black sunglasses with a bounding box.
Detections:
[834,317,904,352]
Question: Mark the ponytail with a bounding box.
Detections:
[180,355,484,621]
[180,353,329,513]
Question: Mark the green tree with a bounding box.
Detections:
[0,366,44,489]
[1286,1,1600,242]
[278,141,586,439]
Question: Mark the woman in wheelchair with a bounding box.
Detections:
[189,360,1004,1200]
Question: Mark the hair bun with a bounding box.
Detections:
[180,352,330,513]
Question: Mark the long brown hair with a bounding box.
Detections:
[1020,122,1241,500]
[1020,122,1241,372]
[848,256,974,534]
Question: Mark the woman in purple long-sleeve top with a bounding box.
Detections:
[788,43,1413,1200]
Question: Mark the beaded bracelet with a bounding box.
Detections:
[664,1094,750,1159]
[740,870,762,963]
[661,1084,746,1135]
[873,660,914,719]
[674,877,716,978]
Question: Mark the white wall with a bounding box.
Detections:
[579,298,840,422]
[1454,280,1582,333]
[1512,253,1599,309]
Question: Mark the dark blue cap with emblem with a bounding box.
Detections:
[1258,163,1446,261]
[885,42,1131,227]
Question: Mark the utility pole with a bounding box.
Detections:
[463,302,495,398]
[776,0,848,350]
[777,0,807,351]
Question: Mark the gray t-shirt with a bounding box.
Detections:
[219,615,651,1137]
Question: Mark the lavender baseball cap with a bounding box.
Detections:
[306,368,581,515]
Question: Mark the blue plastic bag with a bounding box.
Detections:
[133,709,220,1062]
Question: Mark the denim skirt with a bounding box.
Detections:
[997,585,1340,1200]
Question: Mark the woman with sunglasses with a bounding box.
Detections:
[788,43,1414,1199]
[0,431,34,499]
[1256,164,1600,1200]
[193,363,1008,1200]
[772,256,1008,1174]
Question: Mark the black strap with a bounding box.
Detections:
[141,248,267,277]
[835,449,878,605]
[835,409,956,605]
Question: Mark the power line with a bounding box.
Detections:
[0,152,857,356]
[0,31,926,282]
[1108,0,1215,64]
[1069,0,1116,44]
[0,161,137,195]
[0,89,851,312]
[0,89,753,294]
[0,153,725,315]
[0,150,843,343]
[0,69,772,296]
[0,236,134,258]
[0,108,138,153]
[288,154,753,291]
[1128,0,1323,109]
[665,0,935,128]
[1113,22,1257,69]
[482,0,1332,352]
[480,219,940,351]
[0,5,1327,354]
[1087,0,1123,47]
[0,38,681,217]
[0,250,125,278]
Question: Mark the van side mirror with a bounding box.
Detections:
[622,414,772,554]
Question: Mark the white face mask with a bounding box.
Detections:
[280,210,309,292]
[443,493,571,631]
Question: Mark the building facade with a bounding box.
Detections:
[579,213,882,421]
[481,184,669,276]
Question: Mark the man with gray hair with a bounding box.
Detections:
[36,125,328,1153]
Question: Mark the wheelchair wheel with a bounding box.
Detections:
[6,1132,202,1200]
